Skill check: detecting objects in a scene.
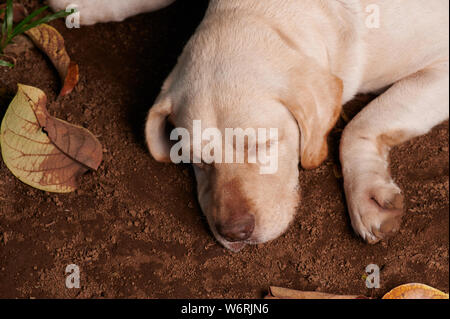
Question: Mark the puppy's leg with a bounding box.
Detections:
[341,62,449,243]
[48,0,175,25]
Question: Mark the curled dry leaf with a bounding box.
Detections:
[382,283,449,299]
[24,24,79,96]
[0,84,102,193]
[0,3,28,23]
[266,286,368,299]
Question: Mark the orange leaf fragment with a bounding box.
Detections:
[24,24,79,96]
[60,61,79,97]
[383,283,449,299]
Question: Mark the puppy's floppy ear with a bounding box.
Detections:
[145,95,173,163]
[281,60,343,170]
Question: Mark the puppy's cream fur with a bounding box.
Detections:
[48,0,175,25]
[51,0,449,250]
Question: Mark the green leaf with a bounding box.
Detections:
[9,6,48,39]
[0,59,14,67]
[6,0,13,37]
[1,7,7,50]
[15,9,73,36]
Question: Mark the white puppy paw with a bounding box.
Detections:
[346,177,404,244]
[48,0,105,25]
[48,0,175,25]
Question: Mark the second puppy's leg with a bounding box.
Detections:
[48,0,175,25]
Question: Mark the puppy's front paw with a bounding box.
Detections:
[346,178,404,244]
[48,0,112,25]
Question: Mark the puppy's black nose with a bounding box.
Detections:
[216,213,255,242]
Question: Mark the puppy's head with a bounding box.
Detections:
[145,31,342,251]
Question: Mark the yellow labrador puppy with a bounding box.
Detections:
[51,0,449,251]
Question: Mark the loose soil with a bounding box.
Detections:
[0,0,448,298]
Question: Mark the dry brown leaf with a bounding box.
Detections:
[0,3,28,23]
[0,84,102,193]
[382,284,449,299]
[24,24,79,96]
[266,286,368,299]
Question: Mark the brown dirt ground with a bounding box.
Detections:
[0,0,448,299]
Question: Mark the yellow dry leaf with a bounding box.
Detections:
[383,283,449,299]
[0,84,102,193]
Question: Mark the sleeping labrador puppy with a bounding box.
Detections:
[50,0,449,251]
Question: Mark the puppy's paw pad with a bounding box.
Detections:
[349,182,405,244]
[370,187,404,211]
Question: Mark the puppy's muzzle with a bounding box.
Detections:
[215,213,255,242]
